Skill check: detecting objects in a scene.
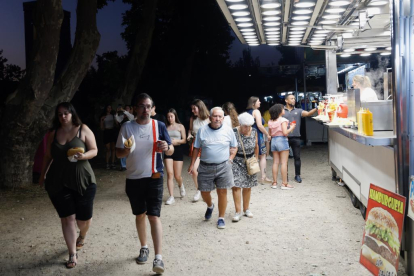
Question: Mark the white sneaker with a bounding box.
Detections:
[244,210,253,218]
[193,190,201,202]
[232,212,243,222]
[179,184,186,197]
[266,155,273,160]
[165,196,175,205]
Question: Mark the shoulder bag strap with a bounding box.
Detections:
[236,127,247,163]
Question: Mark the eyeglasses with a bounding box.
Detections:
[136,105,152,110]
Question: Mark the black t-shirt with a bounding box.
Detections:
[151,113,167,125]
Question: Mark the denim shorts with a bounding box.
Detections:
[271,136,289,152]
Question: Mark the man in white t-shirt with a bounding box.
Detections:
[116,93,173,274]
[188,107,238,229]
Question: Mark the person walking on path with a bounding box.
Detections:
[100,104,118,169]
[165,108,187,205]
[116,93,174,274]
[246,97,272,184]
[39,102,98,269]
[268,104,296,189]
[222,102,239,128]
[229,112,258,222]
[188,107,238,229]
[282,94,317,183]
[187,99,210,202]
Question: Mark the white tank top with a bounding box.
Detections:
[193,117,209,136]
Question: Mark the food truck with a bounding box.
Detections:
[215,0,414,274]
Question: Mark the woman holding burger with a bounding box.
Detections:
[39,102,98,269]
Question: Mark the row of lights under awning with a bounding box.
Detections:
[223,0,391,49]
[339,47,392,57]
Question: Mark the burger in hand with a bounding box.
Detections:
[361,207,399,273]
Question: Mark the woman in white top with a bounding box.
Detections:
[352,75,378,102]
[164,109,187,205]
[222,102,240,128]
[187,99,210,202]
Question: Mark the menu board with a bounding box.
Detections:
[408,177,414,220]
[360,184,406,276]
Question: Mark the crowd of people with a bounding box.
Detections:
[39,93,318,274]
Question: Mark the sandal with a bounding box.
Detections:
[76,235,85,251]
[271,182,278,189]
[261,177,273,185]
[66,253,77,269]
[281,183,295,190]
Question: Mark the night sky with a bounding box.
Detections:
[0,0,281,69]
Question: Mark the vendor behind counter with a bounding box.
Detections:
[352,75,379,102]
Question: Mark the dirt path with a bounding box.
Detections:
[0,144,408,275]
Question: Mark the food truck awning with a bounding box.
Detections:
[216,0,391,56]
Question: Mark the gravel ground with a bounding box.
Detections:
[0,144,408,276]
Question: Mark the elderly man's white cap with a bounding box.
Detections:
[238,112,254,126]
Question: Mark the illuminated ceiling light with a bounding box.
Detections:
[263,16,281,21]
[322,14,341,19]
[263,22,281,26]
[319,20,337,24]
[291,27,307,30]
[290,31,305,34]
[265,31,280,34]
[248,44,259,47]
[310,42,323,45]
[289,42,301,45]
[313,34,327,37]
[226,0,244,2]
[228,4,248,10]
[238,23,254,27]
[267,39,280,41]
[268,43,280,46]
[242,32,256,35]
[232,11,250,16]
[386,47,392,50]
[293,15,311,20]
[380,52,392,55]
[340,54,351,57]
[290,34,303,37]
[360,53,371,56]
[326,8,346,13]
[289,37,302,41]
[261,3,281,8]
[245,38,258,40]
[262,10,281,15]
[240,28,255,32]
[294,1,316,8]
[365,47,377,51]
[266,34,280,37]
[244,35,258,38]
[343,48,355,52]
[328,1,351,6]
[315,30,330,33]
[235,17,252,22]
[311,38,325,41]
[264,28,280,31]
[291,21,309,25]
[368,0,389,6]
[293,9,313,15]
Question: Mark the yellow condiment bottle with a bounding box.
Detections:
[363,108,374,136]
[357,108,365,134]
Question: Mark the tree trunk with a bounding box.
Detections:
[116,0,158,105]
[0,0,63,189]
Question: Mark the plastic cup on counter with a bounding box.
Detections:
[328,111,335,122]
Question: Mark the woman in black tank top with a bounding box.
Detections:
[39,102,98,269]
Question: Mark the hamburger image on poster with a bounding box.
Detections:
[361,207,399,274]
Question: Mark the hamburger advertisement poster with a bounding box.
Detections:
[360,184,406,276]
[409,177,414,220]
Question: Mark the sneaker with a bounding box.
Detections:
[217,218,226,229]
[106,164,110,170]
[266,155,273,160]
[193,190,201,202]
[153,258,165,274]
[165,196,175,205]
[136,248,149,264]
[244,210,253,218]
[204,204,214,220]
[179,184,186,197]
[232,213,242,222]
[294,175,302,183]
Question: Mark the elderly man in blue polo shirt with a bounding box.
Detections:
[283,94,318,183]
[188,107,238,229]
